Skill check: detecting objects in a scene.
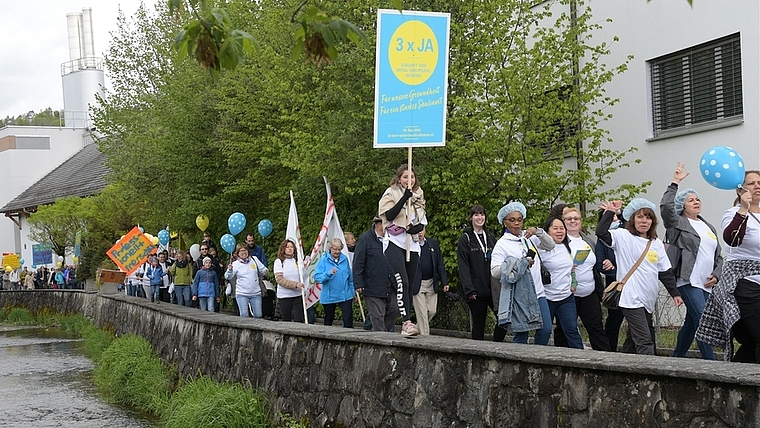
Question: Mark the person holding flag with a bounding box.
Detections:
[274,239,306,322]
[314,238,355,328]
[379,164,427,337]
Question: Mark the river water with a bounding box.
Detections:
[0,326,156,427]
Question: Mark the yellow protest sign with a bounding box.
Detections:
[106,227,155,276]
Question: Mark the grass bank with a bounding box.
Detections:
[0,306,308,428]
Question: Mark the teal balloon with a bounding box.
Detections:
[258,219,273,238]
[228,212,246,236]
[220,234,236,254]
[157,229,170,246]
[19,258,25,265]
[700,146,745,190]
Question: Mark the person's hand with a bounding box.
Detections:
[524,227,537,239]
[705,274,718,288]
[469,294,477,300]
[297,282,305,290]
[527,258,535,268]
[443,285,450,292]
[216,297,220,302]
[602,259,614,271]
[331,267,337,275]
[356,287,363,294]
[192,296,197,301]
[673,296,684,307]
[738,187,753,214]
[598,200,622,212]
[227,264,233,270]
[402,188,414,201]
[673,161,689,184]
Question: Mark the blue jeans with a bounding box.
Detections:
[150,285,160,301]
[514,296,552,345]
[175,285,192,307]
[126,283,137,297]
[236,294,262,318]
[673,284,715,359]
[547,295,584,349]
[198,297,215,312]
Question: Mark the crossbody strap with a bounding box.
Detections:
[620,240,652,285]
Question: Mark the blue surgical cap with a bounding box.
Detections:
[622,198,657,221]
[498,202,527,224]
[674,188,698,215]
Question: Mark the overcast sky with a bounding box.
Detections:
[0,1,158,119]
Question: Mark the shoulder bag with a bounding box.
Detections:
[602,240,652,309]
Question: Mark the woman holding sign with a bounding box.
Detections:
[379,164,426,337]
[553,207,610,351]
[660,163,721,360]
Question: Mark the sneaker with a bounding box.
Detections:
[401,321,419,337]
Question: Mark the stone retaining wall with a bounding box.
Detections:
[2,290,759,427]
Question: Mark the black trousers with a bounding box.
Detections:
[466,297,507,342]
[554,294,611,351]
[262,291,276,318]
[323,299,354,328]
[732,278,760,363]
[384,244,418,322]
[278,295,305,323]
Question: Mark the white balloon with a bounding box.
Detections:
[58,255,64,262]
[189,244,201,261]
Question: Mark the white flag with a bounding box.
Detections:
[303,177,349,309]
[285,190,307,285]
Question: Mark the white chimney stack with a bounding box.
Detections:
[61,8,104,130]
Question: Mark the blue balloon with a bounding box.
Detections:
[19,258,25,265]
[258,219,273,238]
[228,212,247,236]
[157,229,171,246]
[700,146,745,190]
[137,225,144,233]
[32,264,37,269]
[220,233,236,254]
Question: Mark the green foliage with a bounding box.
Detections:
[0,107,63,127]
[93,0,648,298]
[94,334,173,414]
[291,5,368,67]
[4,307,36,325]
[28,196,87,258]
[161,376,271,428]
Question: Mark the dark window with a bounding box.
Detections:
[650,33,742,137]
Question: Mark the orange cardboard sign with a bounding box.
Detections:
[99,269,126,285]
[106,227,155,275]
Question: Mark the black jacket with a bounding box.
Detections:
[352,228,393,298]
[457,227,496,300]
[412,237,448,295]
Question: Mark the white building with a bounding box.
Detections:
[0,7,105,263]
[581,0,758,228]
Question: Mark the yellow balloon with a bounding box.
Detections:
[4,266,11,272]
[196,214,209,232]
[151,236,159,245]
[170,231,178,239]
[56,262,62,268]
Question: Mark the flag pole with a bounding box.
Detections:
[406,146,412,262]
[356,291,366,323]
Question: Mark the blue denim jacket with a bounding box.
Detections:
[498,257,543,332]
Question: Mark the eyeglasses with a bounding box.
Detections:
[200,247,208,250]
[504,218,524,224]
[563,217,581,222]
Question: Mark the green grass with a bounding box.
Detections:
[94,334,173,414]
[162,376,271,428]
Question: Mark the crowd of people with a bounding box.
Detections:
[113,161,760,363]
[2,265,79,290]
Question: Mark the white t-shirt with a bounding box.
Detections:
[538,245,573,301]
[274,258,304,299]
[490,232,546,299]
[722,206,760,284]
[568,236,597,298]
[610,229,671,312]
[676,218,717,292]
[384,211,427,253]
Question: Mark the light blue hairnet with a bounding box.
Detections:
[498,202,527,224]
[674,188,698,215]
[622,198,657,221]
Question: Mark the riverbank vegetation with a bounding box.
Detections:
[0,307,307,427]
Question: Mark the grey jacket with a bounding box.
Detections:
[659,183,723,282]
[498,257,543,333]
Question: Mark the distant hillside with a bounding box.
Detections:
[1,108,63,127]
